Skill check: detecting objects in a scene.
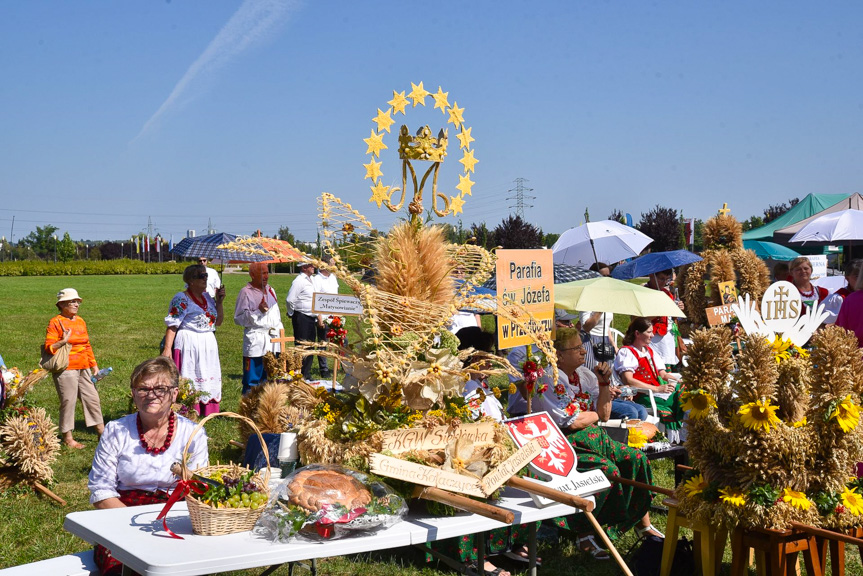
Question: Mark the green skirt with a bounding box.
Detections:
[635,382,685,430]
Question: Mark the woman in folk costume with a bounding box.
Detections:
[614,317,685,442]
[162,264,225,415]
[789,256,843,325]
[534,327,661,560]
[644,268,686,368]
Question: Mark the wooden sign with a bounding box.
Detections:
[704,304,736,327]
[480,439,542,495]
[380,422,495,453]
[495,249,555,349]
[368,454,485,497]
[311,293,364,316]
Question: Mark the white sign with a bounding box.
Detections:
[504,412,609,507]
[311,293,364,316]
[808,255,827,280]
[760,281,802,334]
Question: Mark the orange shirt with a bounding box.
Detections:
[44,315,96,371]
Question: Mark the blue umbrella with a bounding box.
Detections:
[742,240,801,261]
[170,233,270,269]
[611,249,702,280]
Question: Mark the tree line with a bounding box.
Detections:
[1,199,801,263]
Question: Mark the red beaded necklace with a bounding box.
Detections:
[137,412,175,455]
[186,290,208,311]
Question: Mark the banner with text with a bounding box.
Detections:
[495,249,555,349]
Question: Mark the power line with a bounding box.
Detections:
[505,178,535,218]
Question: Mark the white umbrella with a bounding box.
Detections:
[552,220,653,267]
[789,209,863,243]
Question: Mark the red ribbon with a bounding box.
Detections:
[314,505,367,538]
[156,480,208,539]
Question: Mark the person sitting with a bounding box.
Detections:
[789,256,843,325]
[88,357,209,575]
[533,327,661,559]
[836,259,862,299]
[644,269,686,369]
[837,270,863,349]
[614,317,685,442]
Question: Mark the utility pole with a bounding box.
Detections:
[506,178,535,219]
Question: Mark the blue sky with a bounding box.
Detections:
[2,1,863,243]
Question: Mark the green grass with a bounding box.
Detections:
[1,274,859,575]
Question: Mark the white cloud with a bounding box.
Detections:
[132,0,298,142]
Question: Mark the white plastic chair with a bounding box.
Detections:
[611,369,661,426]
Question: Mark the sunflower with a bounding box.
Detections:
[769,335,794,363]
[719,487,746,507]
[682,473,708,498]
[681,389,717,419]
[832,395,861,433]
[781,488,812,511]
[738,398,781,432]
[628,428,648,449]
[842,487,863,515]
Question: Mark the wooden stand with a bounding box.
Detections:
[815,527,863,576]
[729,526,822,576]
[661,497,726,576]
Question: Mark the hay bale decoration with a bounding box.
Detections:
[678,283,863,532]
[219,83,568,517]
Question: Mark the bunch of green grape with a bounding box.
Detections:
[226,489,267,510]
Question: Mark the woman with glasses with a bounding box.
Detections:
[89,357,208,574]
[162,264,225,415]
[44,288,104,449]
[533,328,662,559]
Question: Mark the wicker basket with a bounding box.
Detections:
[181,411,271,536]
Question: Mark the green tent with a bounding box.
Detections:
[741,193,849,242]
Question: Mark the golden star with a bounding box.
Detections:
[459,149,478,173]
[456,126,474,150]
[372,108,395,133]
[408,81,430,107]
[449,194,466,215]
[448,102,465,127]
[369,181,392,208]
[388,90,409,115]
[364,129,388,158]
[456,173,475,196]
[432,86,450,113]
[363,158,383,181]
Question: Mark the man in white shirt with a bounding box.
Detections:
[197,257,221,298]
[234,263,284,395]
[312,257,340,376]
[286,261,328,380]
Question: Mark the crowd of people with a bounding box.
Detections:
[32,254,863,575]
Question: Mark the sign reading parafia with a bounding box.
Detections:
[495,249,555,349]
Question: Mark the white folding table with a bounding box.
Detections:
[63,488,578,576]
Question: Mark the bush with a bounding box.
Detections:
[0,259,186,276]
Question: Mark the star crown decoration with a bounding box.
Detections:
[364,82,477,215]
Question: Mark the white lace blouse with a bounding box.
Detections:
[88,413,209,504]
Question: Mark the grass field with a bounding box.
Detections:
[1,273,859,575]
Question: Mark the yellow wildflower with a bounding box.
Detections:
[738,398,781,432]
[719,487,746,507]
[792,417,807,428]
[682,473,708,498]
[842,487,863,515]
[832,395,861,433]
[628,428,648,449]
[508,383,517,394]
[781,488,812,511]
[429,363,442,376]
[769,335,793,363]
[681,389,717,419]
[492,387,501,399]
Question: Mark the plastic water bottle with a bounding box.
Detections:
[91,367,113,383]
